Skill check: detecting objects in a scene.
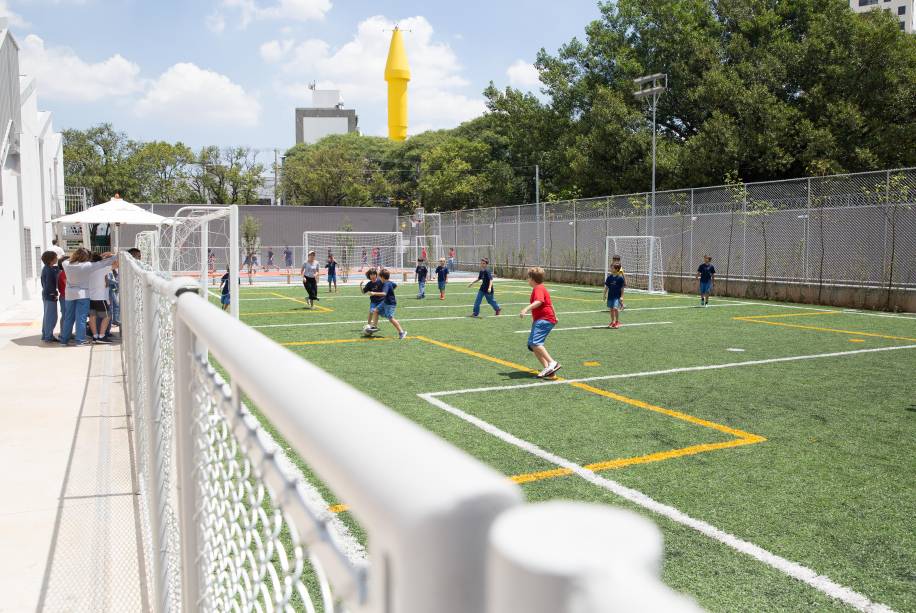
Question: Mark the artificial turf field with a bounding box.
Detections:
[211,278,916,612]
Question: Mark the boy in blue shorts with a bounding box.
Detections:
[326,254,338,293]
[367,268,407,339]
[467,258,501,317]
[519,267,560,378]
[414,258,428,299]
[696,255,715,307]
[361,268,384,333]
[434,257,449,300]
[604,262,626,328]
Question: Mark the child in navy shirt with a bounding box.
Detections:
[367,268,406,339]
[604,263,626,328]
[40,251,60,343]
[434,257,449,300]
[467,258,501,317]
[415,258,428,299]
[696,255,716,307]
[361,268,385,334]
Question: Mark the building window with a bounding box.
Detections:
[898,5,906,14]
[859,0,879,6]
[22,227,33,280]
[901,20,907,28]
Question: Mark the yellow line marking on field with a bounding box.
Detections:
[737,311,839,319]
[734,313,916,343]
[412,336,540,375]
[283,337,393,347]
[849,339,865,343]
[412,335,765,480]
[328,503,350,514]
[583,361,601,367]
[270,291,333,313]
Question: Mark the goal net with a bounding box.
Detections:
[303,231,404,273]
[605,236,666,293]
[411,235,443,263]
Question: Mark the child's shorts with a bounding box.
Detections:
[369,301,383,313]
[699,280,712,294]
[378,304,396,319]
[90,300,110,318]
[328,274,337,282]
[527,319,555,350]
[437,281,446,291]
[220,294,230,306]
[607,298,622,310]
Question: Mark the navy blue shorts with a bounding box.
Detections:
[700,280,712,294]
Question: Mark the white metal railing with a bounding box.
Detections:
[120,252,698,613]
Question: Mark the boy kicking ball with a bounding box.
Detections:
[367,269,407,339]
[519,267,560,378]
[361,268,384,336]
[604,262,626,328]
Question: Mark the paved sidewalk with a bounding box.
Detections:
[0,300,145,613]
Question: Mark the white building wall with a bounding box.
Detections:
[0,25,64,310]
[301,116,351,144]
[849,0,915,33]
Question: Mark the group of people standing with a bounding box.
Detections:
[39,239,139,346]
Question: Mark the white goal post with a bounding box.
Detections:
[605,236,666,294]
[303,231,404,271]
[411,235,442,263]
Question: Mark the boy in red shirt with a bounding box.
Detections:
[519,267,561,378]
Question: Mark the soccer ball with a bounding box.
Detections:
[362,325,374,336]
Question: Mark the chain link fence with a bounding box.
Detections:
[400,168,916,292]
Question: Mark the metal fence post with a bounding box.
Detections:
[573,200,578,279]
[741,189,747,279]
[689,189,694,278]
[174,298,202,613]
[141,276,167,613]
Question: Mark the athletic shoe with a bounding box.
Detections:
[611,322,620,329]
[74,340,93,346]
[469,313,479,318]
[399,331,408,340]
[41,337,60,344]
[536,366,551,378]
[95,336,112,344]
[369,326,380,333]
[495,308,501,316]
[545,362,562,377]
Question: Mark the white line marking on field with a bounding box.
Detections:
[842,309,916,320]
[416,392,898,613]
[250,301,759,329]
[726,348,746,352]
[427,344,916,397]
[406,302,531,310]
[512,321,673,333]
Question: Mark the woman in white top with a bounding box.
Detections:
[301,250,321,308]
[87,252,114,343]
[60,247,115,345]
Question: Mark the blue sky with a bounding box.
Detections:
[2,0,600,153]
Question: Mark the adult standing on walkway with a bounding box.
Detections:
[60,248,115,346]
[49,238,66,260]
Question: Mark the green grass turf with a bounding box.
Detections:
[211,279,916,612]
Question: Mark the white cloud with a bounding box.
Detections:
[259,38,294,63]
[506,59,540,90]
[19,34,144,101]
[211,0,331,30]
[273,15,485,134]
[136,62,261,127]
[0,0,28,28]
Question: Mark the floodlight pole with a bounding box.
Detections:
[634,73,667,292]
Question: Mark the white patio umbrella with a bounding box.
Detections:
[53,194,167,250]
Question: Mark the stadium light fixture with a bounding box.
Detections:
[633,73,667,264]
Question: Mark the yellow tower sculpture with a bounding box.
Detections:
[385,26,410,141]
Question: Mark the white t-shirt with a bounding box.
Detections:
[302,260,320,279]
[89,265,112,301]
[50,244,66,259]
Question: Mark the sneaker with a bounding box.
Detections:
[74,340,93,346]
[399,331,408,340]
[96,336,112,344]
[440,295,445,300]
[469,313,479,318]
[545,362,562,377]
[494,308,501,316]
[536,366,551,378]
[41,337,60,344]
[611,322,620,329]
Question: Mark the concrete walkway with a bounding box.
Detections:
[0,300,146,612]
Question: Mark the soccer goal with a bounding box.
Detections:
[303,231,404,273]
[411,234,442,263]
[605,236,666,293]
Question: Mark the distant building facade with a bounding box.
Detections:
[0,19,65,310]
[850,0,914,32]
[294,88,358,145]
